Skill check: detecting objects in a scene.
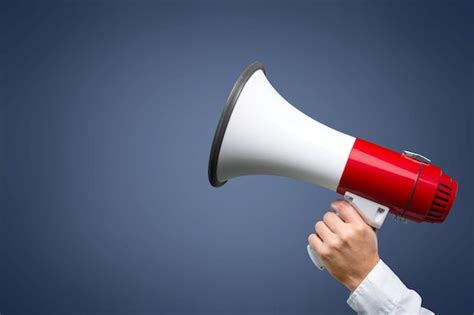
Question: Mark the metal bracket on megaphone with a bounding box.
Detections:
[307,191,390,270]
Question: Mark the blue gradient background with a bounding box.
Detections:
[2,1,473,314]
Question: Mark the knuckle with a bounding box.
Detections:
[332,199,349,211]
[354,222,367,233]
[329,238,342,250]
[308,233,317,244]
[339,231,352,243]
[315,221,324,231]
[326,243,336,251]
[323,212,331,222]
[331,199,344,208]
[319,247,330,257]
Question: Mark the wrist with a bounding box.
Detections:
[345,255,380,292]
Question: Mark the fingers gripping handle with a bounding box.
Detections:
[341,192,390,229]
[307,192,390,270]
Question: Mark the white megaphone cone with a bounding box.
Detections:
[209,61,355,190]
[208,61,457,271]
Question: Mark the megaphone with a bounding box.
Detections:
[208,61,458,270]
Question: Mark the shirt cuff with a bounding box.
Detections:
[347,259,408,314]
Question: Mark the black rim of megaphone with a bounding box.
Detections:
[208,61,266,187]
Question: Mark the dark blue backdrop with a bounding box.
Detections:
[2,1,473,314]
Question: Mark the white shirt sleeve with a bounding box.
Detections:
[347,259,434,315]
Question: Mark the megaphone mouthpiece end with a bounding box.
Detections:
[208,61,266,187]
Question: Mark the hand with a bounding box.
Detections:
[308,200,380,291]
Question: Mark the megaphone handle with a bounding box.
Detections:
[307,191,390,270]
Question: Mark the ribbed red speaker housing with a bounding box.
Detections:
[337,139,457,223]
